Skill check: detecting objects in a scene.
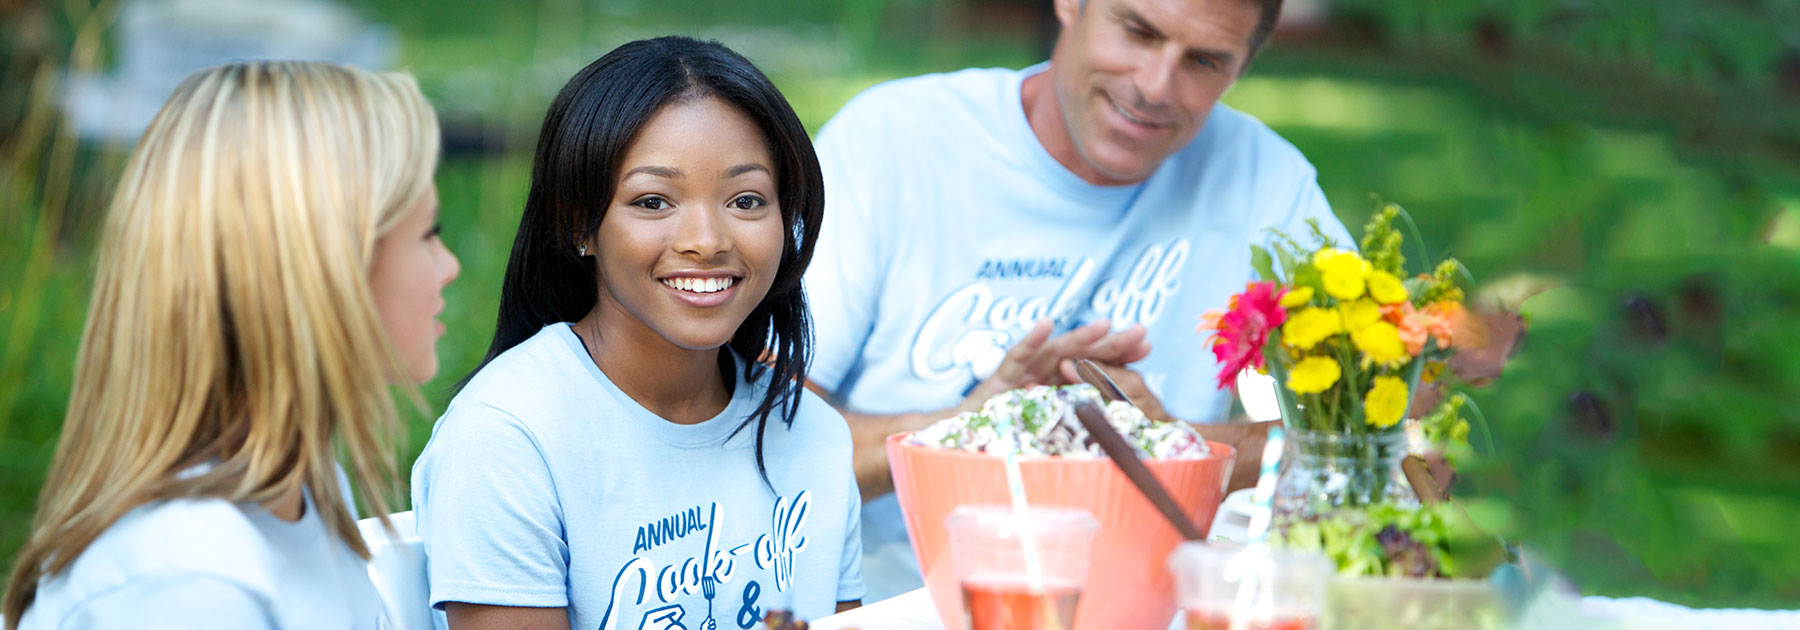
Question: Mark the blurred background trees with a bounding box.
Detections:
[2,0,1796,608]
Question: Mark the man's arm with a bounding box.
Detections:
[817,393,952,502]
[817,319,1154,502]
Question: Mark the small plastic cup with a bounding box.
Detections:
[1168,541,1333,630]
[945,504,1099,630]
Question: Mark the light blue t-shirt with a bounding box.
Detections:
[411,323,863,630]
[18,468,383,629]
[806,64,1350,600]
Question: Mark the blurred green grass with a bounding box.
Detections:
[4,0,1799,610]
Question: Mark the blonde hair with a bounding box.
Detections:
[3,60,439,625]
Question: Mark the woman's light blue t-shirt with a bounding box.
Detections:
[412,323,863,630]
[18,467,383,629]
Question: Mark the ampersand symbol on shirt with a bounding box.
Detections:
[735,581,761,629]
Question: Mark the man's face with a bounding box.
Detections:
[1049,0,1261,185]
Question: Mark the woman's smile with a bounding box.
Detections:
[658,270,743,307]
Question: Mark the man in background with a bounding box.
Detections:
[805,0,1350,600]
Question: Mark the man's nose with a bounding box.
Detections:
[1134,47,1181,107]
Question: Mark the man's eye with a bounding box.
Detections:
[730,195,766,210]
[633,197,668,210]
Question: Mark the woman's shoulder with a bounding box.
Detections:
[454,323,590,414]
[33,499,284,609]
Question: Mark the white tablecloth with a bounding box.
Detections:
[812,495,1800,630]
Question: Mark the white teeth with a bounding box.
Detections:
[662,277,734,294]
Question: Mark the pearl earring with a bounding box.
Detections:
[578,245,588,257]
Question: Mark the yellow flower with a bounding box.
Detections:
[1313,248,1370,301]
[1279,286,1314,309]
[1352,321,1408,365]
[1367,270,1408,305]
[1364,376,1409,428]
[1336,299,1383,331]
[1282,307,1340,350]
[1286,356,1342,395]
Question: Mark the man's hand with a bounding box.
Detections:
[958,319,1152,413]
[1055,358,1171,424]
[819,319,1155,502]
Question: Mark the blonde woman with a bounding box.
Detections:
[1,61,456,629]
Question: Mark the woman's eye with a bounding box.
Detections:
[633,197,669,210]
[427,222,443,240]
[730,195,766,210]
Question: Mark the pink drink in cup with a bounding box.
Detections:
[946,504,1099,630]
[1168,541,1332,630]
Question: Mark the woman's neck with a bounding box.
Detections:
[574,307,732,425]
[263,484,305,522]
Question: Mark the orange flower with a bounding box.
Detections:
[1197,309,1225,334]
[1394,301,1485,354]
[1430,302,1487,350]
[1393,302,1433,356]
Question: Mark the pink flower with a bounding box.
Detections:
[1206,282,1288,389]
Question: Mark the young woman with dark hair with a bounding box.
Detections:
[411,36,862,630]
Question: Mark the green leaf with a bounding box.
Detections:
[1251,244,1278,283]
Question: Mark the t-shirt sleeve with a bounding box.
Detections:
[804,105,889,395]
[411,401,570,610]
[835,468,866,603]
[56,574,279,629]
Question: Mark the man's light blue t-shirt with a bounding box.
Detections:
[806,64,1350,601]
[18,468,384,629]
[412,323,863,630]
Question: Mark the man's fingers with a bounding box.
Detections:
[991,319,1055,383]
[1058,358,1082,387]
[1081,324,1151,365]
[1019,318,1055,348]
[1024,321,1099,381]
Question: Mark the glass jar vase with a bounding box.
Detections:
[1272,428,1416,519]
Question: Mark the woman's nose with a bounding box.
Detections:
[675,206,732,259]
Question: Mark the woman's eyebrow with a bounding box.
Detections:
[624,165,682,179]
[724,163,770,178]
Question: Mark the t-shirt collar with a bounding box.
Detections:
[553,322,756,448]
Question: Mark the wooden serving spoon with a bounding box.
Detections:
[1073,401,1205,540]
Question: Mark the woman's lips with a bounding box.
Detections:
[660,275,739,308]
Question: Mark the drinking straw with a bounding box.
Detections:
[1226,427,1287,628]
[998,408,1066,628]
[999,411,1046,593]
[1245,427,1286,542]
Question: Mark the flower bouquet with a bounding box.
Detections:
[1201,204,1481,516]
[1200,205,1515,630]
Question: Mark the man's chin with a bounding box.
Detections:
[1085,155,1159,185]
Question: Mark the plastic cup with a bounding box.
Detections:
[945,504,1099,630]
[1168,541,1333,630]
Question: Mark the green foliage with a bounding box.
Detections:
[1274,502,1504,579]
[1358,204,1406,275]
[1330,0,1799,89]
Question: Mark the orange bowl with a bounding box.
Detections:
[888,432,1236,630]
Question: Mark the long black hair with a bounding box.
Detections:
[471,36,824,486]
